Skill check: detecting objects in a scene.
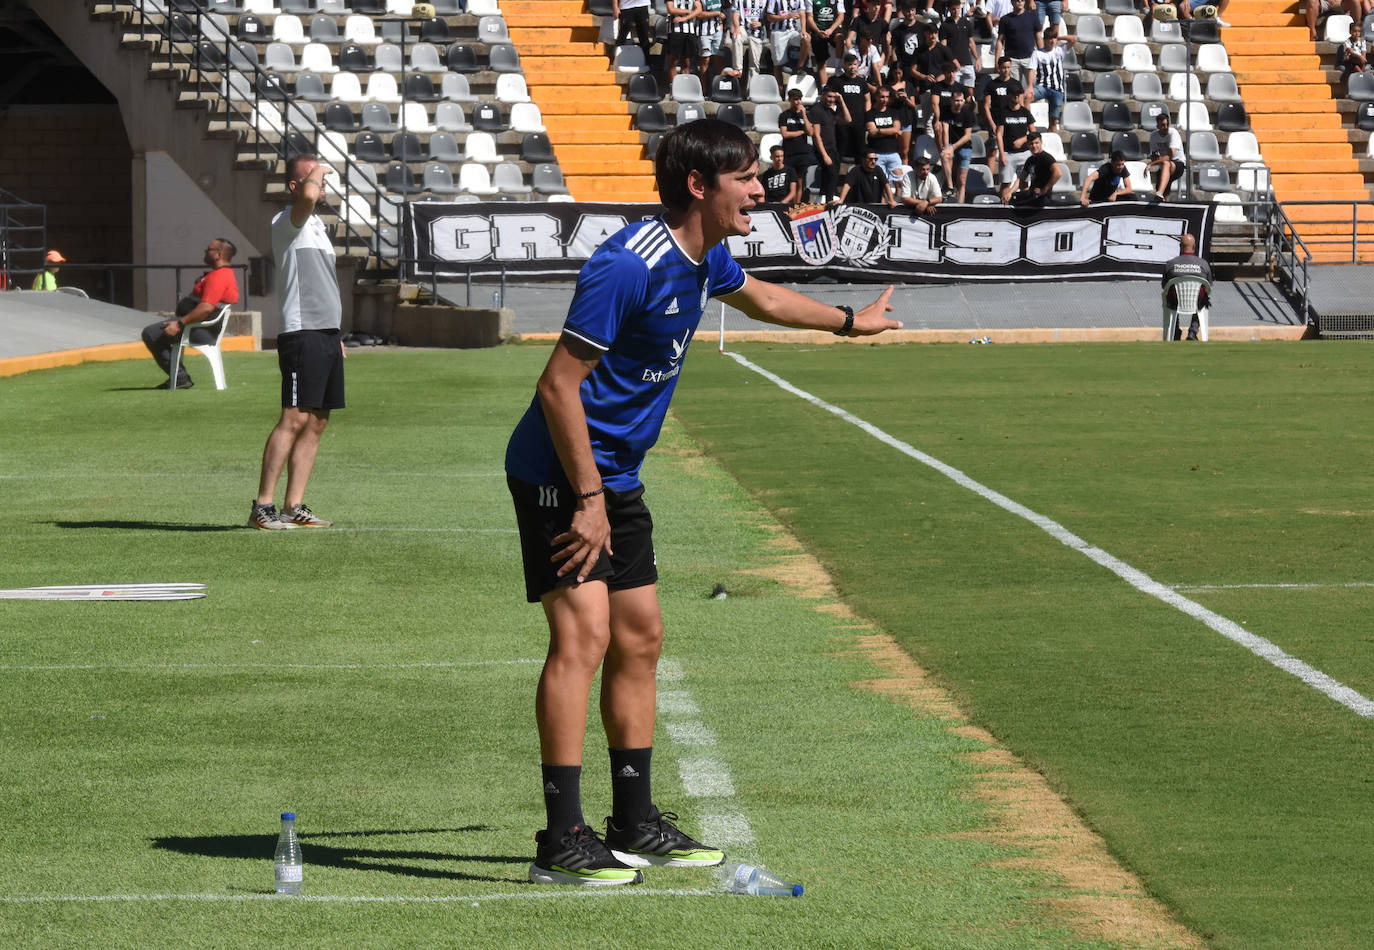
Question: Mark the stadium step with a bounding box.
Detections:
[505,0,654,203]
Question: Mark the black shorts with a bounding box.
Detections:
[665,32,697,58]
[277,329,345,410]
[507,475,658,604]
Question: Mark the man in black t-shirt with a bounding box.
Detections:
[866,85,905,186]
[835,149,896,206]
[911,27,953,93]
[1007,132,1059,207]
[779,88,817,199]
[939,85,977,202]
[808,87,845,201]
[825,53,870,162]
[996,88,1035,201]
[981,57,1024,173]
[939,0,978,88]
[762,145,801,203]
[888,3,927,90]
[1080,151,1133,205]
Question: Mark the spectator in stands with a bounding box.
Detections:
[729,0,770,79]
[850,29,886,81]
[613,0,655,59]
[896,157,944,212]
[762,144,802,201]
[866,85,906,183]
[1146,112,1186,201]
[981,0,1013,33]
[982,56,1024,173]
[1307,0,1362,42]
[780,87,819,197]
[929,63,961,128]
[1161,233,1212,340]
[697,0,728,77]
[1342,19,1368,73]
[996,87,1035,201]
[251,154,344,531]
[1034,0,1062,30]
[809,0,848,76]
[994,0,1039,86]
[665,0,700,83]
[835,148,897,204]
[1029,22,1073,132]
[939,0,980,90]
[140,238,238,390]
[849,0,891,46]
[910,25,953,94]
[768,0,811,82]
[939,85,977,201]
[827,52,872,160]
[810,85,848,200]
[31,249,65,291]
[1007,131,1059,206]
[1080,150,1134,204]
[888,2,928,89]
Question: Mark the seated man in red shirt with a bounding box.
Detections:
[140,238,240,389]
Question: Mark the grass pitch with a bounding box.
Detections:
[0,348,1148,949]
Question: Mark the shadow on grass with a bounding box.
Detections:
[51,520,247,532]
[151,827,526,883]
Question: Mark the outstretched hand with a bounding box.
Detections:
[847,285,903,336]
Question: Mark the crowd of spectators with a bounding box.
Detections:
[618,0,1216,207]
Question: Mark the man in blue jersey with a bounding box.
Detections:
[506,118,902,887]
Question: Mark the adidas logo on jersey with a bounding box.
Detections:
[664,297,680,315]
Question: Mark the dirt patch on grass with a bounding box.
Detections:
[751,534,1204,950]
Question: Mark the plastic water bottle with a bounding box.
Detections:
[273,812,303,895]
[492,290,501,309]
[720,862,803,897]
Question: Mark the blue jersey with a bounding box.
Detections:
[505,217,747,491]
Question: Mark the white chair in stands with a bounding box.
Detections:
[1161,275,1210,342]
[168,302,232,390]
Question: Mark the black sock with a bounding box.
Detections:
[541,764,585,836]
[609,747,654,827]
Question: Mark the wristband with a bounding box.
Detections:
[577,487,605,500]
[834,305,854,337]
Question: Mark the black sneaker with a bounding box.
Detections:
[605,810,725,868]
[528,825,643,886]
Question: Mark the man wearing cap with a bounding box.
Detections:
[139,238,240,390]
[32,250,65,291]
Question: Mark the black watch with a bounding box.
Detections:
[834,305,854,337]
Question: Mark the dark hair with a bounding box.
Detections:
[284,152,318,184]
[997,55,1011,66]
[214,237,238,260]
[1109,150,1126,163]
[655,118,758,212]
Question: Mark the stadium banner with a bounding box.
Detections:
[405,201,1216,284]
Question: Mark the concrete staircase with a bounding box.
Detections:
[502,0,657,202]
[1226,0,1374,260]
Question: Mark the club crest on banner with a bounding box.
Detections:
[787,204,837,266]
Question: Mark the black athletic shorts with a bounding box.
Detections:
[507,474,658,604]
[277,328,345,410]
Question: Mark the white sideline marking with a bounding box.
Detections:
[1176,582,1374,592]
[678,757,736,798]
[727,351,1374,720]
[0,659,540,673]
[656,690,702,717]
[665,721,718,746]
[0,888,714,905]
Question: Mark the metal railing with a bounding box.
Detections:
[0,189,47,291]
[1265,201,1314,325]
[4,261,249,307]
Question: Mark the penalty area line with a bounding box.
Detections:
[725,350,1374,720]
[0,888,716,905]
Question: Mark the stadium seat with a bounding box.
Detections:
[1124,159,1151,194]
[1186,18,1220,43]
[1040,133,1066,162]
[250,101,285,138]
[1205,73,1242,103]
[496,74,532,104]
[1067,0,1099,13]
[324,101,360,132]
[1103,0,1135,13]
[466,0,500,12]
[1236,163,1270,198]
[1100,101,1134,132]
[1216,102,1249,132]
[263,41,296,72]
[748,74,783,103]
[1157,44,1188,74]
[387,0,414,12]
[671,74,705,102]
[1350,71,1374,102]
[309,15,341,45]
[635,102,669,131]
[757,132,782,155]
[410,42,443,72]
[1225,131,1261,163]
[272,14,306,45]
[364,73,403,104]
[787,73,819,104]
[1326,13,1354,43]
[753,102,782,132]
[427,131,462,162]
[1064,72,1085,102]
[964,164,995,198]
[1195,162,1230,193]
[378,20,412,44]
[1110,130,1144,160]
[463,131,499,162]
[1187,130,1222,162]
[1120,44,1155,73]
[447,44,480,73]
[435,102,473,133]
[374,43,404,74]
[1061,100,1097,132]
[716,102,746,129]
[511,102,545,133]
[1359,101,1374,131]
[1212,193,1247,224]
[710,73,744,103]
[534,164,571,195]
[402,101,437,133]
[1131,72,1164,102]
[404,73,441,103]
[361,101,398,132]
[643,131,666,160]
[521,131,555,162]
[471,103,507,133]
[1093,73,1127,102]
[441,73,478,103]
[1075,14,1107,42]
[1178,101,1212,133]
[221,71,253,101]
[1151,18,1184,43]
[294,71,330,101]
[421,162,463,195]
[237,14,267,42]
[353,131,389,162]
[910,133,939,163]
[257,71,290,101]
[390,131,426,162]
[1051,162,1077,202]
[489,44,522,74]
[458,162,500,196]
[1195,44,1230,73]
[1069,131,1102,162]
[1167,73,1201,101]
[588,0,614,13]
[343,15,381,46]
[1081,43,1114,72]
[420,17,451,43]
[299,43,337,74]
[495,162,533,196]
[1112,14,1145,42]
[478,15,510,44]
[318,129,351,166]
[627,73,661,103]
[338,43,371,72]
[676,102,707,125]
[1138,101,1168,129]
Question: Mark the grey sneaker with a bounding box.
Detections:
[249,501,297,530]
[284,503,332,527]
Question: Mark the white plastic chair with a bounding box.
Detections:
[364,72,403,104]
[317,129,351,165]
[463,131,499,163]
[1326,14,1354,43]
[495,73,532,104]
[401,101,436,133]
[1178,100,1212,133]
[1167,73,1202,101]
[1120,43,1155,73]
[343,15,381,46]
[1225,131,1262,163]
[748,74,783,103]
[671,74,705,102]
[786,73,819,104]
[251,101,285,136]
[458,162,500,196]
[387,0,415,13]
[1162,275,1210,342]
[410,42,443,72]
[299,42,338,73]
[1030,99,1049,127]
[511,101,546,133]
[441,73,478,103]
[1061,100,1096,132]
[1066,0,1099,13]
[757,132,782,155]
[1237,163,1271,198]
[1112,14,1145,42]
[1075,14,1107,42]
[1041,133,1066,161]
[1195,44,1230,73]
[330,71,366,103]
[1125,159,1151,193]
[271,14,306,44]
[169,302,232,390]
